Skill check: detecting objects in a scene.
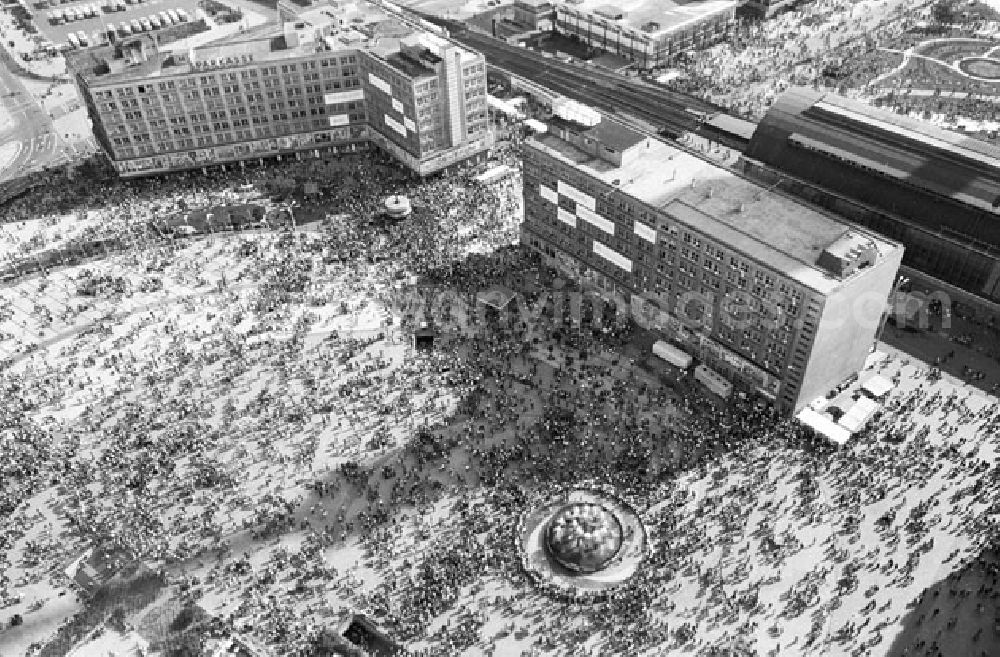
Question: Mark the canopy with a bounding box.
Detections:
[797,408,851,445]
[487,95,526,120]
[652,340,692,369]
[861,375,893,398]
[694,365,732,398]
[838,397,880,434]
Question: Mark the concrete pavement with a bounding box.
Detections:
[0,51,69,183]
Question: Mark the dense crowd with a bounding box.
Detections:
[0,118,997,657]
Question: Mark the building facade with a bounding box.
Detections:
[553,0,736,69]
[69,0,491,178]
[744,87,1000,305]
[521,117,903,413]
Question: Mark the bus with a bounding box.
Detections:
[67,32,80,48]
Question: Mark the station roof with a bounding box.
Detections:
[746,86,1000,219]
[528,125,900,293]
[554,0,737,38]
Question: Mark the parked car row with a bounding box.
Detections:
[52,6,190,49]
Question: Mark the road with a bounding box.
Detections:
[0,47,68,183]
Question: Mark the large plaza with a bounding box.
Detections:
[0,147,996,655]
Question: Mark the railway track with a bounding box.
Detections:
[445,26,726,135]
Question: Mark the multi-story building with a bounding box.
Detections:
[553,0,736,69]
[68,0,491,178]
[521,115,904,414]
[743,87,1000,308]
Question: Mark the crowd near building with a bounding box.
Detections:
[520,109,903,414]
[67,0,492,178]
[552,0,736,68]
[743,87,1000,308]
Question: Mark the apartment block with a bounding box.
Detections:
[521,116,904,413]
[68,0,491,178]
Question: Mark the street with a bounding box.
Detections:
[0,47,68,182]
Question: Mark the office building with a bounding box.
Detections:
[521,114,904,413]
[744,87,1000,305]
[553,0,736,68]
[68,0,491,177]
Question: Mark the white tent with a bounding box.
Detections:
[838,397,880,434]
[797,407,851,445]
[474,165,514,185]
[694,365,732,398]
[524,119,548,133]
[652,340,692,369]
[861,374,893,399]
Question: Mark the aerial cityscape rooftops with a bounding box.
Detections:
[66,0,478,85]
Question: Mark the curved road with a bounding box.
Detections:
[0,44,67,183]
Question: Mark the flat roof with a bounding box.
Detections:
[528,130,899,293]
[705,113,757,141]
[555,0,736,37]
[70,1,478,84]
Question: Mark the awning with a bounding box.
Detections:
[652,340,692,369]
[838,397,880,434]
[797,408,851,445]
[861,375,893,398]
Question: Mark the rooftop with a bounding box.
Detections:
[69,0,476,83]
[528,127,899,292]
[750,87,1000,222]
[554,0,736,37]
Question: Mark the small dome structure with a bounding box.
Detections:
[544,502,624,574]
[384,194,412,219]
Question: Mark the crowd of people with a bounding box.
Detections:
[0,117,997,657]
